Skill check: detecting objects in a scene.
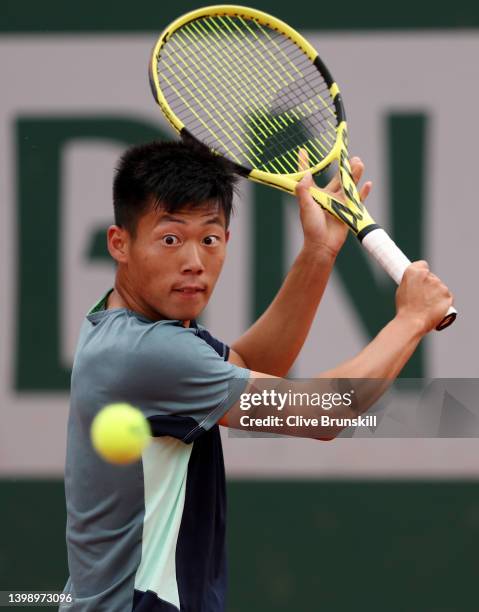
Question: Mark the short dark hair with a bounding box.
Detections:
[113,140,238,235]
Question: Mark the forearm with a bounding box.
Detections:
[231,245,336,375]
[223,315,426,436]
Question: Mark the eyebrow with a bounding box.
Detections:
[201,215,224,226]
[157,214,224,227]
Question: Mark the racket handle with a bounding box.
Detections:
[360,227,457,331]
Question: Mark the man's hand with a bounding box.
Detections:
[396,261,454,334]
[295,152,372,258]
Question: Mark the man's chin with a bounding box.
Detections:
[167,305,205,323]
[152,294,208,322]
[167,293,209,321]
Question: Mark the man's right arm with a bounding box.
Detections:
[219,260,453,432]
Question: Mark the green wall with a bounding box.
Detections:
[2,0,478,30]
[1,479,478,611]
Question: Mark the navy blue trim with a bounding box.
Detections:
[190,320,229,361]
[195,328,228,360]
[147,414,205,441]
[133,589,180,611]
[175,426,227,612]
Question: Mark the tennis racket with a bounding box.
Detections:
[149,5,456,330]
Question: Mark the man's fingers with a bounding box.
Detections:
[359,181,372,202]
[350,157,365,184]
[324,156,365,194]
[300,154,369,203]
[326,173,341,193]
[408,260,430,273]
[298,148,310,172]
[296,171,314,190]
[297,150,315,199]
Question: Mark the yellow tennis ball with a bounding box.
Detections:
[91,403,151,465]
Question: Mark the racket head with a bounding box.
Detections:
[149,5,346,183]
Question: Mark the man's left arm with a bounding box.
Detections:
[230,156,372,376]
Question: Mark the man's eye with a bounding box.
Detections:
[161,235,180,246]
[203,235,220,246]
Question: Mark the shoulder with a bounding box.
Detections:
[189,322,229,360]
[78,310,232,377]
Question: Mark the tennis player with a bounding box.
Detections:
[61,140,452,611]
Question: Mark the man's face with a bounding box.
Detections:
[111,203,229,323]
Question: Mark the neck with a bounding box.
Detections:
[108,275,190,327]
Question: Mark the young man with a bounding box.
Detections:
[61,141,452,611]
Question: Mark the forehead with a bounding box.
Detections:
[138,201,227,233]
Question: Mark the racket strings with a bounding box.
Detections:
[207,19,336,139]
[215,19,337,136]
[165,18,329,170]
[170,25,291,166]
[190,17,330,151]
[223,14,336,127]
[159,39,329,171]
[165,28,281,167]
[191,28,334,170]
[238,18,336,124]
[156,14,337,173]
[161,41,256,159]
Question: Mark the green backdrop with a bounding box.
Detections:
[1,479,479,611]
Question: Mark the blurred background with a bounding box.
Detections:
[1,0,478,610]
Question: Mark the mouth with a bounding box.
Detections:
[172,286,207,296]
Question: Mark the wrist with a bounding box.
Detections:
[301,242,338,263]
[393,311,428,339]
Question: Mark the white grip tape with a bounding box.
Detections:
[361,228,457,322]
[361,228,411,285]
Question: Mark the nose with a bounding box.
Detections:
[180,243,205,275]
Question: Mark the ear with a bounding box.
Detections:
[225,229,230,244]
[107,225,130,263]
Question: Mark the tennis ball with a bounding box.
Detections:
[91,403,151,465]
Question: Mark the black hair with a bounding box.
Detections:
[113,139,238,235]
